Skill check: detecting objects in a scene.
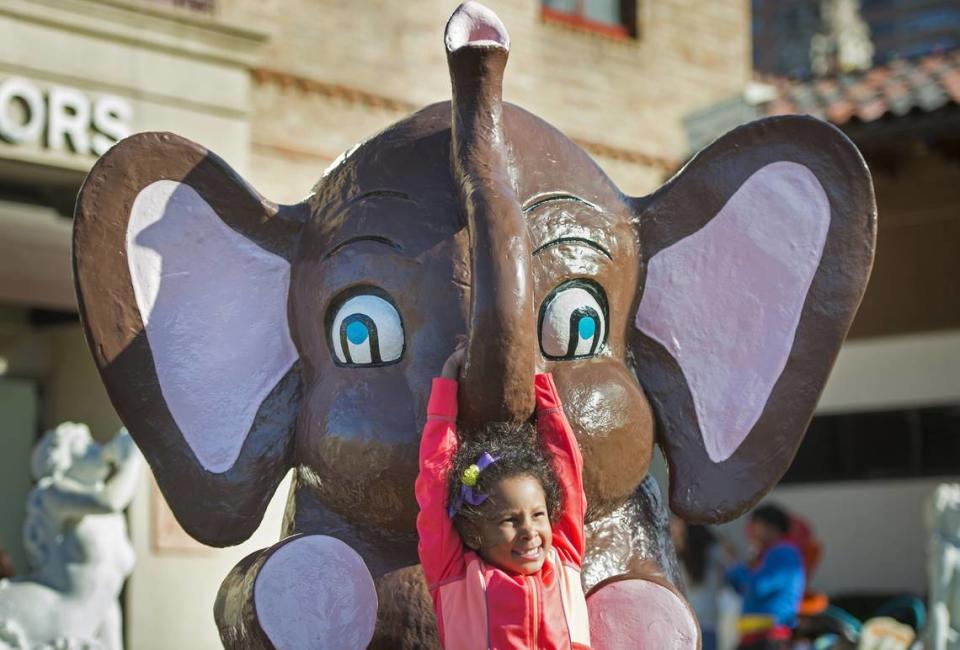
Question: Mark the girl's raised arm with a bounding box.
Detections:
[535,373,587,565]
[416,376,466,589]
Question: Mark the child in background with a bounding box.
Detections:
[415,345,591,649]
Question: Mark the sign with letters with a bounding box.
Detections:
[0,77,132,157]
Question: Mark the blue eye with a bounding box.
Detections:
[345,320,369,345]
[329,294,404,366]
[539,281,608,360]
[578,317,596,340]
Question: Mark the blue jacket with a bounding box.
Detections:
[727,541,805,627]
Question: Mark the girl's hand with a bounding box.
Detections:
[441,340,467,380]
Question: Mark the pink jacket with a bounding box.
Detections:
[416,373,591,649]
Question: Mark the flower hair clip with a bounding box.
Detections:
[448,452,498,517]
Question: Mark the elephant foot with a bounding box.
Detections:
[369,565,439,649]
[216,534,378,650]
[587,572,700,650]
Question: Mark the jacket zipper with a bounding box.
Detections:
[530,575,539,648]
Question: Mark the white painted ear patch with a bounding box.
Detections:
[635,162,830,463]
[126,180,297,473]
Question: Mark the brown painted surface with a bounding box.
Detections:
[72,2,875,646]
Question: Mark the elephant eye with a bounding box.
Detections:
[328,293,404,367]
[538,281,608,361]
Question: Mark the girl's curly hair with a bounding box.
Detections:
[448,421,563,540]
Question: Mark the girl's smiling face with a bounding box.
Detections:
[467,474,553,575]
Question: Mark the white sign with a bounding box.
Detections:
[0,77,132,156]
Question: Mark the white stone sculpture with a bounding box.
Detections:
[0,423,141,650]
[927,483,960,650]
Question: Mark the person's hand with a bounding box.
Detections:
[441,339,467,380]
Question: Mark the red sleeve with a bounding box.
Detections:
[415,377,465,588]
[535,373,587,566]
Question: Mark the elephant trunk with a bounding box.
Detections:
[446,3,535,425]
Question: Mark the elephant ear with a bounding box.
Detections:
[631,116,876,523]
[73,132,306,545]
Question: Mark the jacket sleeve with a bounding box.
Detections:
[726,562,751,595]
[535,373,587,566]
[749,545,805,599]
[415,377,465,588]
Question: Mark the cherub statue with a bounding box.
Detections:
[927,483,960,650]
[0,424,142,650]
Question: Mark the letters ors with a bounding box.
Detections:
[0,77,132,157]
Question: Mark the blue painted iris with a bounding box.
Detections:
[578,317,596,340]
[346,320,369,345]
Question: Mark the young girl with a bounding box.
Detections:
[415,346,591,649]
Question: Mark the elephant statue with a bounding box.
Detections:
[0,424,141,650]
[72,2,875,647]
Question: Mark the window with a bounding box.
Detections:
[541,0,637,39]
[752,0,821,78]
[782,404,960,483]
[861,0,960,63]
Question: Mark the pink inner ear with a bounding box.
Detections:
[445,1,510,52]
[635,162,830,463]
[126,181,297,474]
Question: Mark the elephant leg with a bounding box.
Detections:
[369,565,439,650]
[215,534,378,650]
[281,485,434,647]
[587,570,700,650]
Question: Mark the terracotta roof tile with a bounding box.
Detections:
[883,80,911,100]
[847,81,874,101]
[761,48,960,125]
[857,98,889,122]
[921,55,946,73]
[826,100,856,124]
[942,69,960,102]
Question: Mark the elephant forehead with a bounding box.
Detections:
[526,200,635,264]
[501,104,625,206]
[313,103,456,205]
[303,192,464,264]
[312,102,625,223]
